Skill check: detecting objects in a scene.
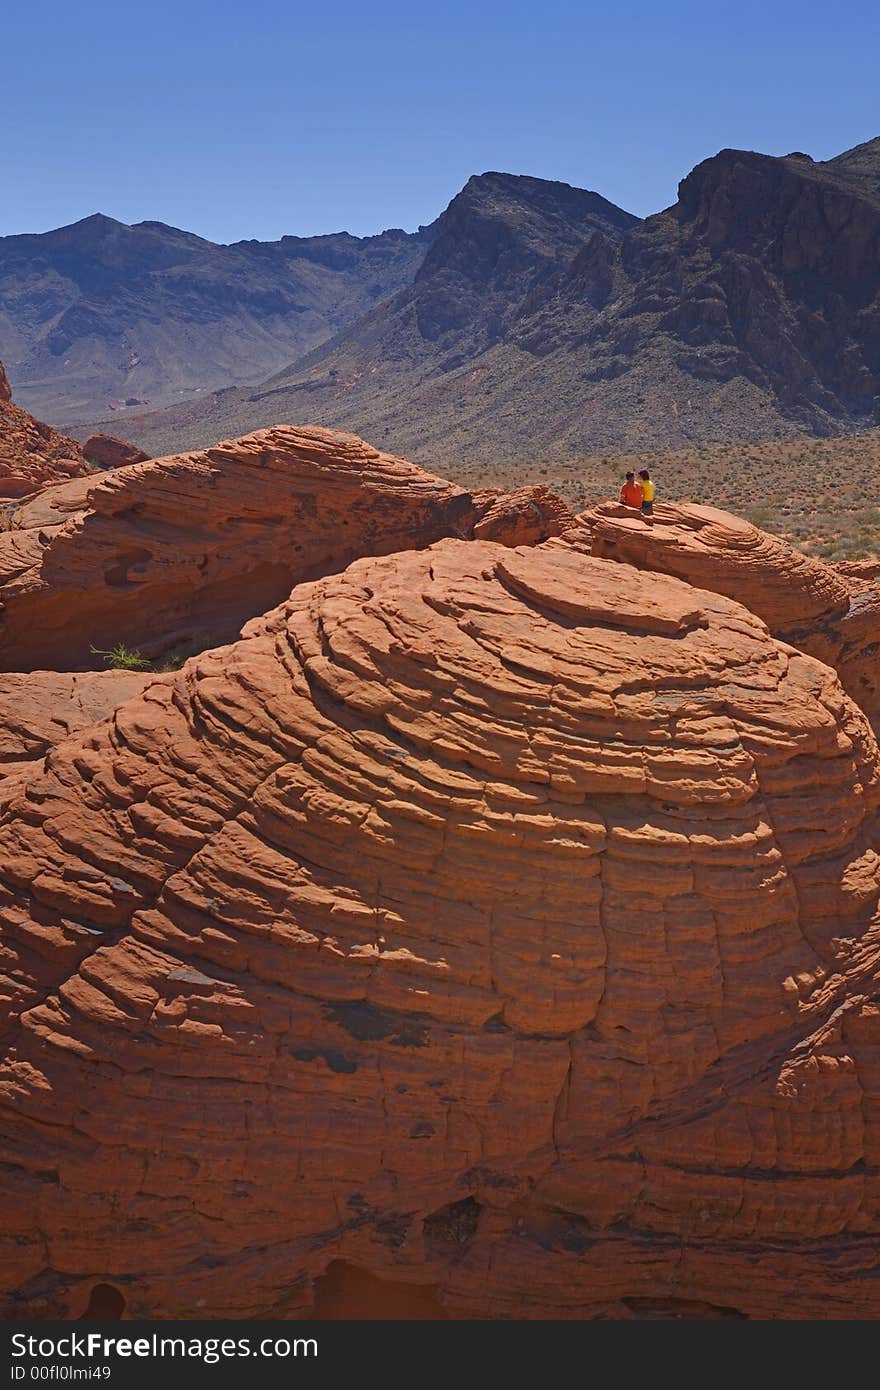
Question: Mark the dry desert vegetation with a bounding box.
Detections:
[445,428,880,562]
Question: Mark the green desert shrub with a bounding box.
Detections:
[90,642,152,671]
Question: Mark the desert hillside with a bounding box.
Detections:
[0,216,432,423]
[106,138,880,465]
[450,428,880,564]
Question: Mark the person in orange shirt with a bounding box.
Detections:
[619,471,643,508]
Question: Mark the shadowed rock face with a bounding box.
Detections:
[470,485,574,546]
[0,359,91,499]
[586,500,880,736]
[0,425,572,672]
[1,538,880,1319]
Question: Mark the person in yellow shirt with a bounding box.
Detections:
[638,469,655,521]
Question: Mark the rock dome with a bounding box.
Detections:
[1,538,879,1318]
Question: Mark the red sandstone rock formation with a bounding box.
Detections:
[471,485,575,547]
[82,434,150,470]
[1,538,880,1319]
[0,360,91,499]
[0,670,155,780]
[834,558,880,583]
[585,499,880,735]
[0,425,572,672]
[586,500,851,630]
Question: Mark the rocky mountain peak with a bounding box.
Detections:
[417,170,638,288]
[823,134,880,200]
[0,213,432,423]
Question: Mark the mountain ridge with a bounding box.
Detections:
[114,138,880,466]
[5,140,880,467]
[0,213,435,423]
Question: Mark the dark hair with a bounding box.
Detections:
[625,471,635,480]
[638,469,650,480]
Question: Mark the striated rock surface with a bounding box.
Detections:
[835,557,880,583]
[471,485,575,547]
[586,500,851,632]
[586,500,880,735]
[1,538,880,1319]
[0,670,155,780]
[0,425,572,672]
[804,575,880,740]
[0,360,91,500]
[82,434,150,470]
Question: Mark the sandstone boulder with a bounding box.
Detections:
[0,425,573,672]
[835,557,880,582]
[82,434,150,470]
[1,539,879,1319]
[0,359,91,499]
[586,500,851,631]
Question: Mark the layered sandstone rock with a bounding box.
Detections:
[1,538,880,1319]
[471,485,574,547]
[0,670,155,780]
[0,425,572,672]
[0,359,91,499]
[82,434,150,470]
[835,557,880,583]
[586,500,851,631]
[586,500,880,735]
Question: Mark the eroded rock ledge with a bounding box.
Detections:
[0,359,91,499]
[0,425,571,671]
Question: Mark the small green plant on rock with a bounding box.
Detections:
[90,642,152,671]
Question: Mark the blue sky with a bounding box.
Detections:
[2,0,878,243]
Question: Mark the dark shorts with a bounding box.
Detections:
[641,500,654,515]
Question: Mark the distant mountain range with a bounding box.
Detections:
[0,216,432,422]
[3,136,879,465]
